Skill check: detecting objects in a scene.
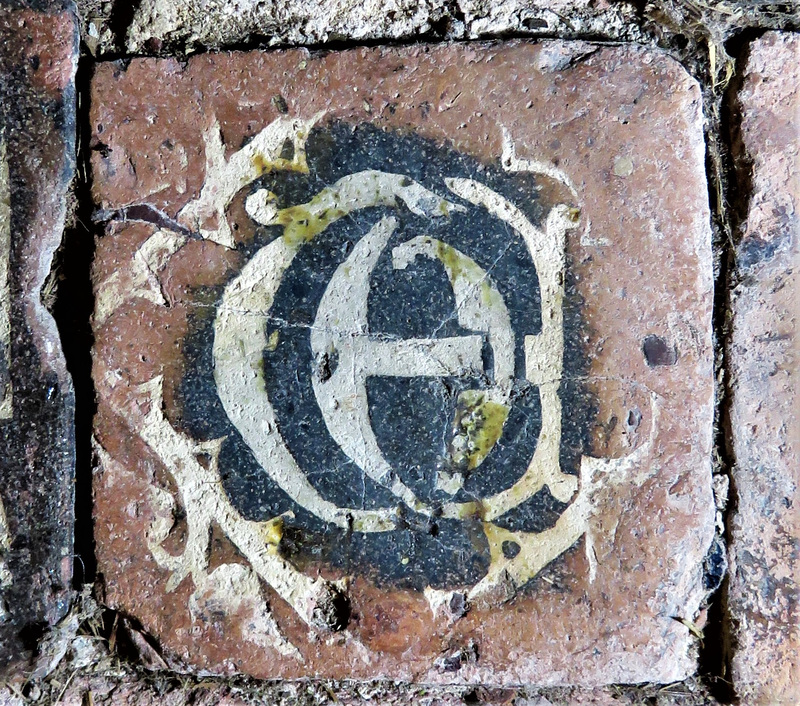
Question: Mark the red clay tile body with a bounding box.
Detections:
[90,41,715,685]
[0,3,77,672]
[728,32,800,705]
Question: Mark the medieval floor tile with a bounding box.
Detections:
[727,31,799,705]
[90,41,715,685]
[0,2,77,673]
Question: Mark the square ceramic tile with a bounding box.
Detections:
[90,41,715,684]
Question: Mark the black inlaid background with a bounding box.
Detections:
[180,122,592,589]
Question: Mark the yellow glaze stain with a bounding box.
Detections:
[260,516,284,555]
[277,202,348,247]
[265,330,280,352]
[434,238,483,285]
[452,390,511,471]
[251,153,310,177]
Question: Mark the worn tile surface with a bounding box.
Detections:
[0,1,77,673]
[90,41,715,685]
[728,31,799,705]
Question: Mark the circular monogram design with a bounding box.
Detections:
[180,122,590,589]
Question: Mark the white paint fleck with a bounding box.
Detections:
[244,188,279,225]
[435,470,464,495]
[613,155,634,177]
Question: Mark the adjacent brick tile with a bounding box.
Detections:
[79,0,642,57]
[90,41,715,684]
[0,3,77,672]
[728,31,800,705]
